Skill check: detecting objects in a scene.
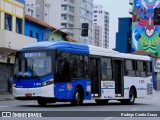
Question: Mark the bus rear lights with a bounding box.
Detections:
[42,79,54,86]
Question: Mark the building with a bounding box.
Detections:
[25,0,36,17]
[116,18,132,53]
[15,0,25,4]
[25,15,68,42]
[93,5,109,48]
[93,24,102,47]
[31,0,93,45]
[131,0,160,56]
[0,0,36,92]
[130,0,160,90]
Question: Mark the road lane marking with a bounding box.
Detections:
[0,102,35,108]
[104,117,113,120]
[0,105,17,108]
[131,108,138,111]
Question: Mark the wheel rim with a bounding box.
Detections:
[75,92,80,104]
[130,91,134,102]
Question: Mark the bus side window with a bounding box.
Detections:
[101,58,112,80]
[70,54,79,78]
[55,51,70,82]
[136,61,146,77]
[70,54,89,79]
[125,60,136,77]
[143,62,147,71]
[147,62,152,76]
[136,61,142,77]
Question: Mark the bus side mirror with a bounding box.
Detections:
[7,57,10,67]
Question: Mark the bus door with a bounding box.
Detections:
[90,57,101,97]
[113,60,124,97]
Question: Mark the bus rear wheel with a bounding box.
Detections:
[128,89,136,104]
[37,99,47,107]
[121,89,135,105]
[71,87,83,106]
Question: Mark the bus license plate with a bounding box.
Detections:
[25,93,32,97]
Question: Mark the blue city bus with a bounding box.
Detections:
[12,41,153,106]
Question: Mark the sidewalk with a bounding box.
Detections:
[153,90,160,96]
[0,92,15,101]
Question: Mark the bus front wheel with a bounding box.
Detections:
[37,99,47,107]
[71,87,83,106]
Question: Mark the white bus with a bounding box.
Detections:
[12,41,153,106]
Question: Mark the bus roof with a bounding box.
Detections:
[20,41,150,61]
[89,45,151,61]
[20,41,89,54]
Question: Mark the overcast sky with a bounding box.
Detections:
[93,0,131,49]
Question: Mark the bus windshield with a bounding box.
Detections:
[14,52,52,78]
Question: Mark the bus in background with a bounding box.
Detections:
[12,41,153,106]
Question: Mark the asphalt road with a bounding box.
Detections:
[0,93,160,120]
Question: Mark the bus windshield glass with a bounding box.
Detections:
[14,52,52,78]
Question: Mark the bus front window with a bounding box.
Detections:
[14,52,52,78]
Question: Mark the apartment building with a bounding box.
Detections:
[34,0,93,45]
[93,5,109,48]
[93,24,102,47]
[25,0,36,17]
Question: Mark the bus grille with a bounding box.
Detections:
[147,83,153,94]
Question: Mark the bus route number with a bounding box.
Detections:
[139,80,145,83]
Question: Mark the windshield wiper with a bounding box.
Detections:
[32,70,40,80]
[24,59,40,80]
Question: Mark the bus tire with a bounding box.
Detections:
[71,87,83,106]
[121,89,135,105]
[37,99,47,107]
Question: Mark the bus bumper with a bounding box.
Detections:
[13,84,54,99]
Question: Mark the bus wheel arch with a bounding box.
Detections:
[71,84,84,106]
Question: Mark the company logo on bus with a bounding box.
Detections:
[67,83,72,90]
[102,81,114,88]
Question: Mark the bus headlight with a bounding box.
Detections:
[13,84,16,87]
[42,79,54,87]
[12,81,16,87]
